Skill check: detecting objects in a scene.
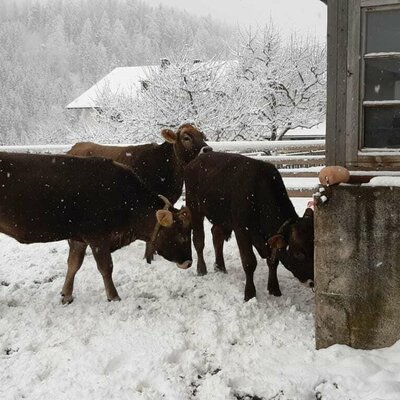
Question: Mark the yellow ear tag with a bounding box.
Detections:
[156,210,173,227]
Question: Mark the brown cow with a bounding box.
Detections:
[184,151,314,301]
[68,123,210,262]
[0,152,192,304]
[68,123,212,205]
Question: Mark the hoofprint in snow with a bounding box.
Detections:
[1,198,399,400]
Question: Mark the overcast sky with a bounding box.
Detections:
[144,0,327,41]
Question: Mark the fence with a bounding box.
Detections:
[211,140,324,197]
[0,139,324,198]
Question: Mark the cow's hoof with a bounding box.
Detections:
[268,288,282,297]
[214,263,227,273]
[244,293,256,302]
[107,295,121,302]
[197,270,208,276]
[61,294,74,305]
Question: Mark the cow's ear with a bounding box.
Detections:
[178,206,192,227]
[268,234,286,249]
[156,210,173,227]
[161,129,177,144]
[303,208,314,218]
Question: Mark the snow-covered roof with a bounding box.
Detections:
[66,60,236,110]
[66,66,154,109]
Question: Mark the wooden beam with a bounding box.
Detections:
[325,0,339,166]
[287,189,317,198]
[252,155,325,166]
[335,0,349,166]
[279,170,320,177]
[210,140,325,153]
[346,0,361,166]
[361,0,400,6]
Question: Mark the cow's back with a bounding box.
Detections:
[69,141,182,203]
[185,152,297,237]
[0,152,152,243]
[68,142,157,168]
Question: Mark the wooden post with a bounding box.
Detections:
[326,0,349,166]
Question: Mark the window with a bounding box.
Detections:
[362,6,400,149]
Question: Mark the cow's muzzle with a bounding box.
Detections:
[301,279,314,289]
[176,260,192,269]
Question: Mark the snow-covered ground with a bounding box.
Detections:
[1,198,400,400]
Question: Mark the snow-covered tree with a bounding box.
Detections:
[90,54,248,142]
[91,29,326,143]
[233,26,326,140]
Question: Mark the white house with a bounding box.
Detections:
[66,65,157,127]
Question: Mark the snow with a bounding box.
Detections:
[363,176,400,187]
[66,66,153,109]
[211,140,324,152]
[351,170,400,176]
[283,177,319,191]
[364,52,400,58]
[1,198,400,400]
[359,150,400,156]
[363,100,400,106]
[284,122,326,139]
[0,138,325,155]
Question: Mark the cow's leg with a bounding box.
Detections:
[254,242,282,297]
[192,213,207,276]
[90,242,121,301]
[144,242,154,263]
[266,250,282,297]
[61,240,87,304]
[234,228,257,301]
[212,225,227,273]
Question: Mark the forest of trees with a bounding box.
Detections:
[0,0,234,144]
[0,0,326,145]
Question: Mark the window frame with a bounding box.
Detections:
[359,2,400,152]
[339,0,400,169]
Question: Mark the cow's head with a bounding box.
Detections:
[161,123,212,164]
[150,205,192,268]
[268,208,314,288]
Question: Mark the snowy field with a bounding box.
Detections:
[1,198,400,400]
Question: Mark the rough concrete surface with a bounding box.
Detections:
[315,184,400,349]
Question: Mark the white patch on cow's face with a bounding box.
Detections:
[181,133,193,149]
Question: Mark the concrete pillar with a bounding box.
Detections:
[315,184,400,349]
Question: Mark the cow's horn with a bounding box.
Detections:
[158,194,172,209]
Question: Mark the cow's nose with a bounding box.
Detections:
[200,146,212,154]
[309,281,314,288]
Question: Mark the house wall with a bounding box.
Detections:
[315,184,400,349]
[326,0,400,169]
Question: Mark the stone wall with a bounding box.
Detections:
[315,184,400,349]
